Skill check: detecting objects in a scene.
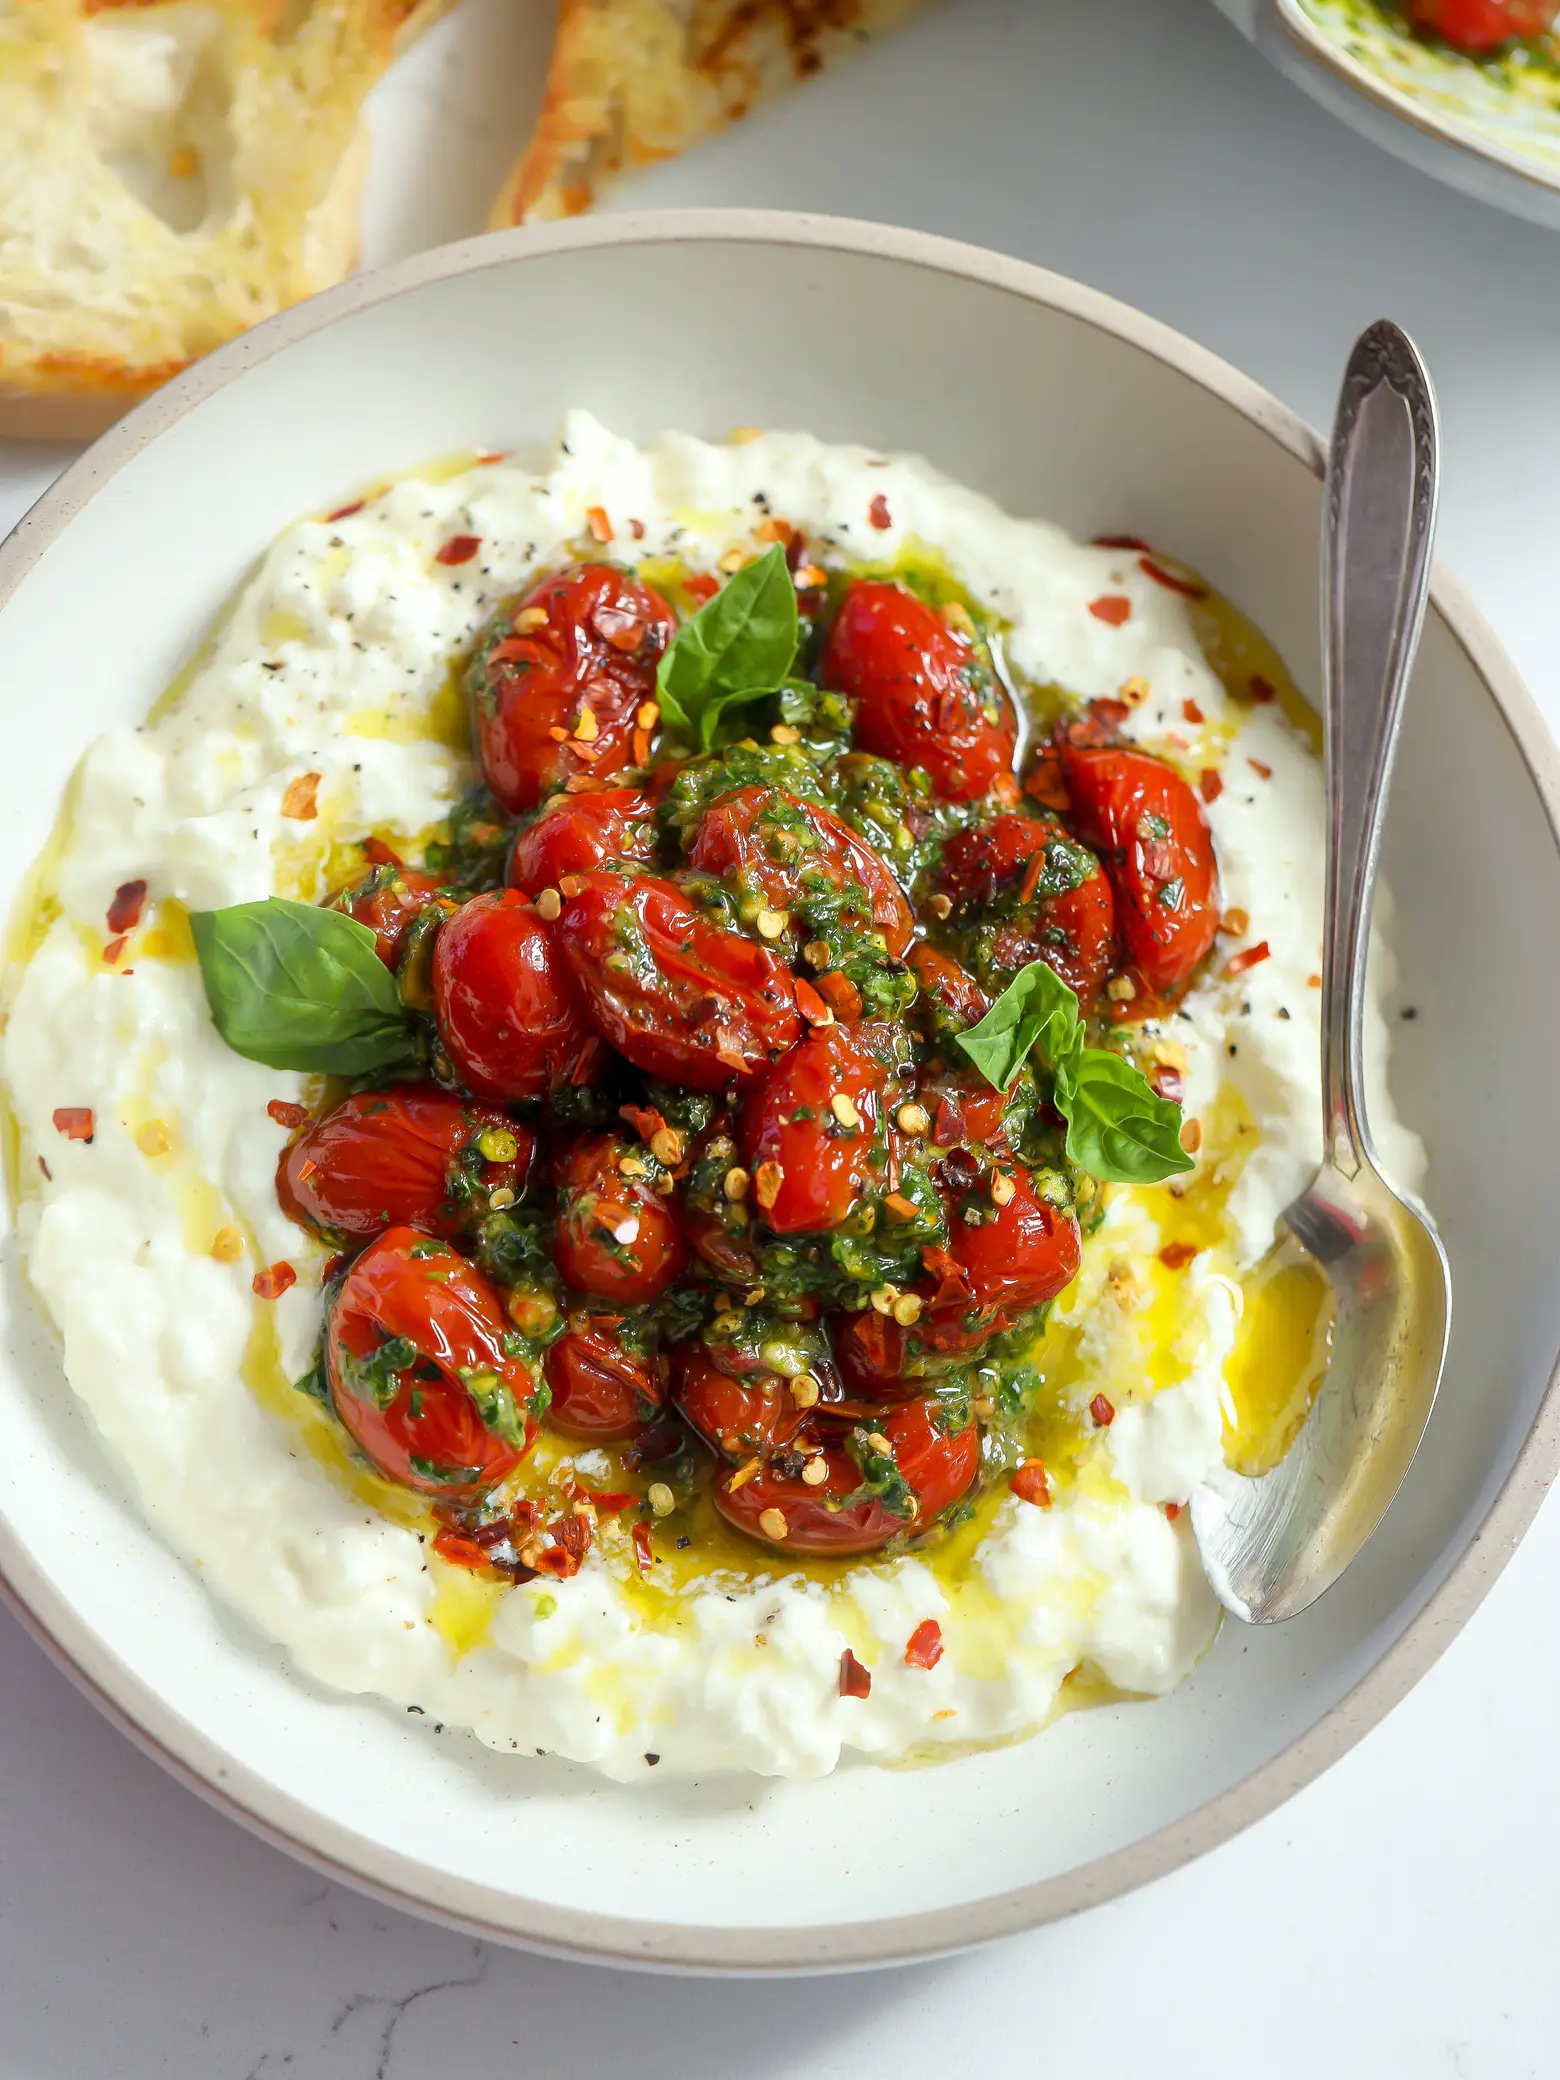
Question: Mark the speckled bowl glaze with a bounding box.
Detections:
[1,211,1558,1972]
[1213,0,1560,225]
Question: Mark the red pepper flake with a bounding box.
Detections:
[1150,1063,1184,1104]
[102,934,128,965]
[883,1191,920,1222]
[904,1619,943,1670]
[868,493,893,531]
[432,1528,499,1574]
[52,1107,94,1142]
[1011,1460,1051,1508]
[619,1103,666,1145]
[632,1520,654,1575]
[1018,851,1046,907]
[37,1156,51,1180]
[1088,594,1132,628]
[326,499,365,523]
[585,506,613,544]
[1249,674,1275,704]
[629,517,646,541]
[106,879,147,934]
[794,976,832,1026]
[252,1261,296,1300]
[1139,554,1207,599]
[684,573,719,606]
[578,1488,635,1514]
[1165,1501,1186,1521]
[815,970,863,1022]
[1248,758,1273,780]
[267,1099,309,1129]
[839,1648,872,1699]
[434,534,482,567]
[933,1093,969,1149]
[1089,1393,1116,1428]
[362,836,403,867]
[1182,698,1204,726]
[1199,768,1223,804]
[1159,1241,1199,1271]
[1224,940,1271,980]
[1093,533,1151,552]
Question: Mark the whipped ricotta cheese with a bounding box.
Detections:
[1,413,1425,1780]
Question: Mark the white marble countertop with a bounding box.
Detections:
[5,0,1560,2070]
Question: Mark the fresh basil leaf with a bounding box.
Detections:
[1062,1049,1194,1184]
[955,958,1083,1093]
[656,545,799,749]
[954,958,1192,1184]
[191,899,418,1074]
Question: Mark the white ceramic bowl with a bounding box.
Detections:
[2,212,1558,1972]
[1213,0,1560,227]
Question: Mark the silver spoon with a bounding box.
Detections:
[1191,320,1453,1625]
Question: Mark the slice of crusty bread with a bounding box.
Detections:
[0,0,451,440]
[490,0,936,227]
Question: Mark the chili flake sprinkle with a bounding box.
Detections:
[106,880,147,935]
[1199,768,1223,804]
[1160,1241,1199,1271]
[1089,1393,1116,1428]
[253,1261,297,1301]
[52,1107,94,1142]
[868,493,893,531]
[1012,1460,1052,1508]
[1088,594,1132,628]
[267,1100,309,1129]
[434,534,482,567]
[904,1620,943,1670]
[839,1648,873,1699]
[1224,940,1272,980]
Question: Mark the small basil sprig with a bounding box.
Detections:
[191,899,418,1075]
[956,960,1193,1185]
[656,544,799,750]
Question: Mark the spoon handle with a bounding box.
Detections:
[1319,320,1439,1177]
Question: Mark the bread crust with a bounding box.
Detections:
[490,0,936,228]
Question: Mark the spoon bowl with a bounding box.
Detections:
[1193,321,1453,1624]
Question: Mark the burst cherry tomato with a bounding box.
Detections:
[938,812,1116,1009]
[909,944,989,1031]
[432,888,598,1101]
[470,564,675,813]
[545,1317,664,1442]
[686,785,914,958]
[1057,744,1218,999]
[326,865,446,969]
[553,1133,687,1303]
[1404,0,1555,50]
[834,1299,1000,1398]
[507,786,657,896]
[557,872,800,1090]
[674,1349,796,1461]
[948,1163,1081,1314]
[820,581,1015,803]
[277,1086,532,1243]
[714,1396,979,1555]
[740,1023,894,1236]
[325,1226,539,1497]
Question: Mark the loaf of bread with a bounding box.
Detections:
[490,0,935,226]
[0,0,450,439]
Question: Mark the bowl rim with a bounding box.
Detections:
[2,206,1559,1975]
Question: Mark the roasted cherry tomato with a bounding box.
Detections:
[937,811,1116,1009]
[507,785,658,896]
[277,1086,532,1243]
[1404,0,1555,49]
[545,1317,664,1442]
[739,1023,893,1236]
[714,1396,979,1555]
[833,1297,1000,1398]
[432,888,599,1101]
[947,1162,1081,1314]
[470,564,675,813]
[820,580,1016,803]
[686,785,914,959]
[327,864,446,969]
[325,1226,539,1497]
[674,1349,796,1461]
[909,944,989,1031]
[1057,744,1218,999]
[552,1133,688,1303]
[558,872,800,1090]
